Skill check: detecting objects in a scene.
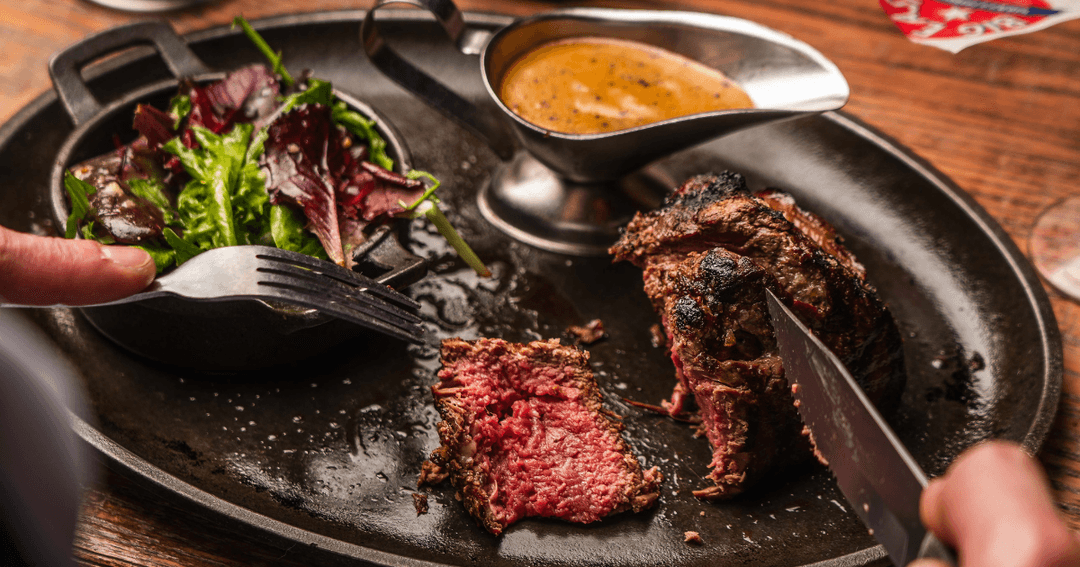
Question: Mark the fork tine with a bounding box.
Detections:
[253,248,419,309]
[258,281,425,344]
[257,247,417,308]
[256,264,422,327]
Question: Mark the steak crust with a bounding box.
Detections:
[611,172,904,498]
[430,338,662,534]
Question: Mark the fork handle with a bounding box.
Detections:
[0,285,172,309]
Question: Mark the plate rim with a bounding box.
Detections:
[820,111,1063,453]
[4,8,1061,567]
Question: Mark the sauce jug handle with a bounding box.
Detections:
[361,0,517,160]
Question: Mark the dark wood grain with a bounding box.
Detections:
[2,0,1078,564]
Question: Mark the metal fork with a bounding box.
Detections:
[15,245,425,344]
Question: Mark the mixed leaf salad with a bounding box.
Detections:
[64,17,487,276]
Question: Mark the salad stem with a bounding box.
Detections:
[423,203,490,277]
[233,16,295,88]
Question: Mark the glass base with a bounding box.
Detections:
[1030,195,1080,300]
[83,0,218,12]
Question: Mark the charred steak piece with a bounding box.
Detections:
[755,188,867,280]
[645,248,804,498]
[430,338,662,535]
[611,172,904,498]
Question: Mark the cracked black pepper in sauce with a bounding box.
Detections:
[498,37,754,135]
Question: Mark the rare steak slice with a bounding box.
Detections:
[610,171,904,498]
[429,338,662,535]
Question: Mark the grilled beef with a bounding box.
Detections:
[610,172,904,498]
[430,338,662,535]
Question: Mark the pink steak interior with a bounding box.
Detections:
[441,348,637,527]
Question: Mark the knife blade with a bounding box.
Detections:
[765,289,956,567]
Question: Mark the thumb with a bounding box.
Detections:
[919,440,1080,567]
[0,225,155,306]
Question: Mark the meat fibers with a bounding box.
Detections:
[429,337,662,535]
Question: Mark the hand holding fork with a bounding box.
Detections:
[0,226,425,343]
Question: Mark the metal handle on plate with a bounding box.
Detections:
[48,21,212,126]
[361,0,515,160]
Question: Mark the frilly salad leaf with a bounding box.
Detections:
[168,94,192,130]
[270,203,328,259]
[165,124,269,251]
[126,177,176,224]
[135,241,176,275]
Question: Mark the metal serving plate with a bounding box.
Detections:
[0,10,1061,567]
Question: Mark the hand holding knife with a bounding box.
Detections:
[766,289,956,566]
[767,288,1080,567]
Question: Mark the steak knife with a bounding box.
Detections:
[765,289,956,567]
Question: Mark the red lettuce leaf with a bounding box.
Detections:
[132,104,175,148]
[337,160,424,221]
[205,65,279,126]
[127,105,177,185]
[335,162,425,258]
[261,104,346,265]
[260,103,430,266]
[356,169,425,221]
[181,65,279,134]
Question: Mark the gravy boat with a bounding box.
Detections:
[362,0,849,255]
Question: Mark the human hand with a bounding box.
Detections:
[0,225,155,306]
[912,440,1080,567]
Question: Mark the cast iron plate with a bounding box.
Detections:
[0,10,1062,567]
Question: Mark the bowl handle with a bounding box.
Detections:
[361,0,516,160]
[48,21,212,127]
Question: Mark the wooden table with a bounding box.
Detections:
[2,0,1078,565]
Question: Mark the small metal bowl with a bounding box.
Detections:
[48,22,426,371]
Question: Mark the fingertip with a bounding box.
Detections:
[919,476,946,535]
[100,244,156,286]
[965,439,1029,463]
[0,228,156,305]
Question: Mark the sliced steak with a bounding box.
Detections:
[755,188,866,280]
[430,338,662,535]
[646,248,806,498]
[611,171,904,498]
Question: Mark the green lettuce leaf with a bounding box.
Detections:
[134,242,175,274]
[168,94,192,130]
[270,204,329,259]
[63,171,96,239]
[165,124,269,251]
[332,101,394,171]
[286,79,333,108]
[126,177,176,224]
[162,227,201,266]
